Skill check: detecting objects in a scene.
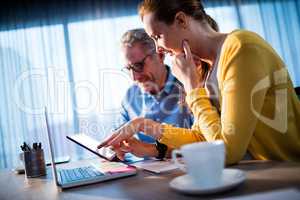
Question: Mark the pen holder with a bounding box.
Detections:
[23,149,46,178]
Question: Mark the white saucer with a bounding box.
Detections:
[169,169,246,195]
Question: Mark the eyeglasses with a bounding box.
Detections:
[124,54,152,73]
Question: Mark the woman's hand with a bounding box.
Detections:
[171,40,204,93]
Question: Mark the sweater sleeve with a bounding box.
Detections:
[186,44,269,164]
[159,124,206,149]
[160,43,270,164]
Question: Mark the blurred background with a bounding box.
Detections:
[0,0,299,169]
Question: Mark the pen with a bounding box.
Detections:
[33,142,38,150]
[23,142,31,152]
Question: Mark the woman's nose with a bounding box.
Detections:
[155,41,159,53]
[154,39,162,53]
[156,45,165,55]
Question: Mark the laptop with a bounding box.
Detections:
[45,108,137,189]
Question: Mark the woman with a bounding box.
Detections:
[99,0,300,164]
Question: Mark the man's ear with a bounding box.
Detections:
[174,11,188,29]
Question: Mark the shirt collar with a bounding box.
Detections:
[161,65,176,95]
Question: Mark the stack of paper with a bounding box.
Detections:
[132,159,179,173]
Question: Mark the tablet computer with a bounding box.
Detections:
[67,133,117,161]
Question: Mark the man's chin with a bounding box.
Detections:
[140,85,151,93]
[139,84,155,94]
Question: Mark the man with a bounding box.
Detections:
[109,28,193,160]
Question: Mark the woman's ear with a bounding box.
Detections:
[174,11,188,29]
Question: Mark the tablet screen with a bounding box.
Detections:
[67,133,116,161]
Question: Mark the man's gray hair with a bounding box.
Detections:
[121,28,156,54]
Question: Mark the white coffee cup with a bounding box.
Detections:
[172,140,225,187]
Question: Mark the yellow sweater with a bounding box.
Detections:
[160,30,300,165]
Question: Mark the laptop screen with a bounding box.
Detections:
[44,107,59,185]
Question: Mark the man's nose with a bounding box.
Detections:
[132,70,143,81]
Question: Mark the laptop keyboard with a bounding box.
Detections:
[59,166,105,183]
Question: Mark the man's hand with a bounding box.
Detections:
[114,138,158,160]
[97,117,163,150]
[97,118,143,150]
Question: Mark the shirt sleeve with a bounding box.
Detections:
[113,100,130,130]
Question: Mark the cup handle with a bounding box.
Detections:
[172,149,186,172]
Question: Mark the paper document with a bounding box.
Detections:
[132,159,179,173]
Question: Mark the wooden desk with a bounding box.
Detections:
[0,160,300,200]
